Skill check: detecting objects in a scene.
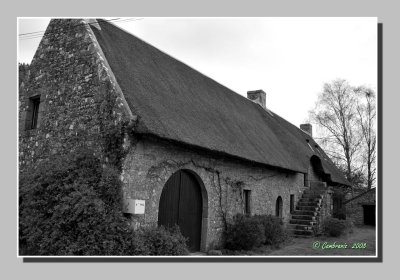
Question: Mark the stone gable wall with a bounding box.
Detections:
[19,19,133,170]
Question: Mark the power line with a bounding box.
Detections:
[19,18,120,37]
[19,18,143,40]
[18,30,46,36]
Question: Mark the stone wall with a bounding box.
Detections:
[345,188,376,226]
[19,19,133,170]
[121,136,306,251]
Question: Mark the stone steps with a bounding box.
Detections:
[298,197,322,203]
[296,205,319,211]
[291,214,316,221]
[287,224,313,231]
[290,187,326,238]
[289,219,316,225]
[292,210,317,216]
[301,193,323,199]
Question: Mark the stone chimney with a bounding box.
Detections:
[247,90,266,109]
[300,123,312,137]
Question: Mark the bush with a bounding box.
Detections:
[253,215,289,246]
[19,149,190,256]
[323,217,354,237]
[225,214,265,251]
[224,214,289,251]
[132,226,189,256]
[19,149,132,255]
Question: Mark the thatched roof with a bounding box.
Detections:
[90,20,350,186]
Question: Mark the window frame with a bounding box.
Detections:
[26,95,41,130]
[243,189,251,215]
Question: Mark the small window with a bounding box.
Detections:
[275,196,283,218]
[243,190,251,215]
[26,96,40,130]
[290,194,295,213]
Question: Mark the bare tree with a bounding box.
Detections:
[310,79,363,183]
[354,87,377,189]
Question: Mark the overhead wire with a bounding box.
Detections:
[19,18,143,40]
[19,18,120,38]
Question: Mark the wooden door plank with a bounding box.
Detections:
[158,171,181,228]
[179,171,202,251]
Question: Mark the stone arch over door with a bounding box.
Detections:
[158,169,208,252]
[276,196,283,218]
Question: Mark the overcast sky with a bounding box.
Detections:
[18,17,377,130]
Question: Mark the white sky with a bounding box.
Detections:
[18,17,377,131]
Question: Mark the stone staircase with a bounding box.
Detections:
[288,188,325,237]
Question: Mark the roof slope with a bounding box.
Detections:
[90,20,350,186]
[344,188,376,204]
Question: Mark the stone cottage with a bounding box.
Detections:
[19,19,350,252]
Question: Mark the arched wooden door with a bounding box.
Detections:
[276,196,283,218]
[158,170,203,252]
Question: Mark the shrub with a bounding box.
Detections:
[322,217,354,237]
[132,226,189,256]
[225,214,265,251]
[19,149,132,255]
[19,149,190,256]
[253,215,289,246]
[224,214,289,251]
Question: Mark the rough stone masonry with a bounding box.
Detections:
[19,19,133,169]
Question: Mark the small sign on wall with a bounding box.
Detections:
[123,198,146,214]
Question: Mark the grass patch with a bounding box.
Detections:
[222,226,376,256]
[268,226,376,256]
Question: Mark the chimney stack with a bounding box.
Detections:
[300,123,312,137]
[247,90,266,109]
